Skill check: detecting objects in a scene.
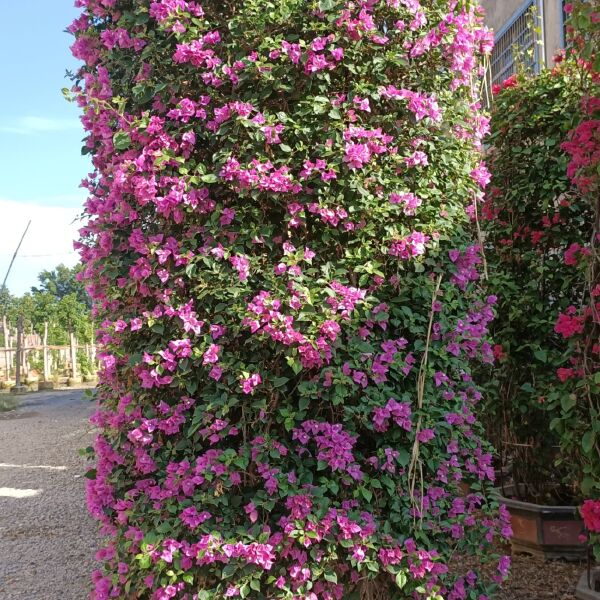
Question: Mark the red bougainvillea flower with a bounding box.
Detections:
[554,309,585,338]
[501,74,518,90]
[581,500,600,533]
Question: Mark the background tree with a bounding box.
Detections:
[31,263,91,308]
[1,265,92,346]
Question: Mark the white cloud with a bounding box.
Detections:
[0,116,81,136]
[0,198,83,295]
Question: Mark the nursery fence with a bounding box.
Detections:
[0,316,98,383]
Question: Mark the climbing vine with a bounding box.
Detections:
[70,1,510,598]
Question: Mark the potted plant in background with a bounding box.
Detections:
[482,42,597,560]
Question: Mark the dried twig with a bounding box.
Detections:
[408,274,443,518]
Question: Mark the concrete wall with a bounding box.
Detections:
[542,0,565,64]
[480,0,525,34]
[480,0,564,67]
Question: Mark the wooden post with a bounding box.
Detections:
[1,315,8,380]
[8,325,13,374]
[89,322,96,376]
[3,316,12,376]
[23,331,30,379]
[70,331,78,380]
[14,315,23,388]
[43,322,50,382]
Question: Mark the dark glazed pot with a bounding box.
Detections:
[497,486,586,560]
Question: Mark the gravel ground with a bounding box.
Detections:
[496,553,584,600]
[0,390,98,600]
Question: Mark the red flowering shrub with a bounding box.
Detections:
[562,0,600,561]
[482,1,599,512]
[582,498,600,561]
[69,1,510,598]
[582,500,600,533]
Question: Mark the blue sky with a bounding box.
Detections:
[0,1,90,295]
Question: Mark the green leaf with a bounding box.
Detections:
[560,394,577,412]
[137,554,151,569]
[395,571,407,589]
[318,0,335,11]
[201,174,218,183]
[222,564,237,578]
[113,131,131,150]
[324,571,338,584]
[273,376,289,387]
[581,477,597,496]
[360,487,373,502]
[582,431,596,455]
[250,579,261,592]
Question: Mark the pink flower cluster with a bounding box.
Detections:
[173,32,222,69]
[292,421,363,480]
[554,308,585,339]
[380,86,442,122]
[304,35,345,74]
[149,0,204,22]
[100,28,146,52]
[220,157,302,194]
[390,191,423,215]
[343,126,393,170]
[389,231,429,259]
[372,398,413,433]
[562,118,600,193]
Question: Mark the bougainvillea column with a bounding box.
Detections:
[70,1,510,598]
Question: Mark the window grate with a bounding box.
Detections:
[490,1,541,85]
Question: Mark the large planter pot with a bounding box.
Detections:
[576,568,600,600]
[497,486,586,560]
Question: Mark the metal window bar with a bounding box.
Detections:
[490,1,541,85]
[561,0,570,49]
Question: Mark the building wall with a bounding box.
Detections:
[480,0,564,68]
[480,0,525,34]
[543,0,565,63]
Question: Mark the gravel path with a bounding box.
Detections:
[496,553,582,599]
[0,390,98,600]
